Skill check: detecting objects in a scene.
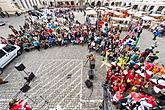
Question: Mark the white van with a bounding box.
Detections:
[0,44,22,74]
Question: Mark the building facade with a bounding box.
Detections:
[130,0,165,14]
[0,0,164,14]
[88,0,165,14]
[0,0,43,13]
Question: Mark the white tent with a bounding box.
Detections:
[105,10,114,13]
[141,16,155,21]
[97,9,105,14]
[113,11,123,16]
[112,17,131,21]
[136,11,147,14]
[150,14,162,17]
[127,10,136,15]
[86,7,93,10]
[85,10,97,15]
[99,7,107,10]
[161,21,165,26]
[134,13,143,17]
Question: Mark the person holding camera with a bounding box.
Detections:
[87,54,96,70]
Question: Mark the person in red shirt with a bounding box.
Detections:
[126,69,134,85]
[106,68,111,82]
[9,99,32,110]
[119,83,125,94]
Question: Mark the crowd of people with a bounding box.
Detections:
[152,23,165,40]
[87,14,165,109]
[1,8,88,52]
[0,7,164,110]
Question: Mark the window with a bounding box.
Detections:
[3,45,16,53]
[143,5,147,11]
[132,5,138,10]
[71,1,74,5]
[118,2,122,6]
[0,49,6,58]
[123,3,126,6]
[149,6,154,11]
[65,1,69,5]
[111,2,114,6]
[157,6,165,14]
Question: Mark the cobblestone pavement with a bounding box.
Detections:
[0,12,165,110]
[0,45,109,110]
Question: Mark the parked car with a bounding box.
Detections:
[0,21,5,26]
[28,10,43,17]
[0,44,22,74]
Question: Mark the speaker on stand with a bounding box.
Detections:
[13,83,35,103]
[14,63,28,75]
[88,69,94,80]
[85,79,93,89]
[14,63,36,83]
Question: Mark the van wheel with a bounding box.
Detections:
[0,68,3,75]
[17,50,22,56]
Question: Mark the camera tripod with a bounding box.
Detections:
[99,83,113,110]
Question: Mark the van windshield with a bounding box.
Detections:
[0,49,6,58]
[3,45,16,53]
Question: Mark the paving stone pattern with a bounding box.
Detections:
[0,56,109,110]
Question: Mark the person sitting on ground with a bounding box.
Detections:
[0,77,8,84]
[9,99,31,110]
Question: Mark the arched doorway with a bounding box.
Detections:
[105,3,109,6]
[111,2,114,6]
[96,1,101,7]
[123,3,126,7]
[157,6,165,14]
[65,1,69,5]
[115,2,118,6]
[149,6,154,12]
[118,2,122,6]
[91,2,95,7]
[128,3,131,7]
[143,5,147,11]
[132,5,138,10]
[71,1,75,5]
[50,1,53,7]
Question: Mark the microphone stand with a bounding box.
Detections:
[100,83,113,110]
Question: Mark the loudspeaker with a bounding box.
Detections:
[20,84,30,93]
[88,69,94,80]
[15,63,26,71]
[85,80,93,89]
[28,72,35,81]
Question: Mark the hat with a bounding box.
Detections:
[153,86,161,93]
[124,70,128,75]
[146,70,152,76]
[158,79,165,86]
[127,79,131,83]
[117,63,121,67]
[132,86,137,91]
[134,65,139,69]
[111,62,116,66]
